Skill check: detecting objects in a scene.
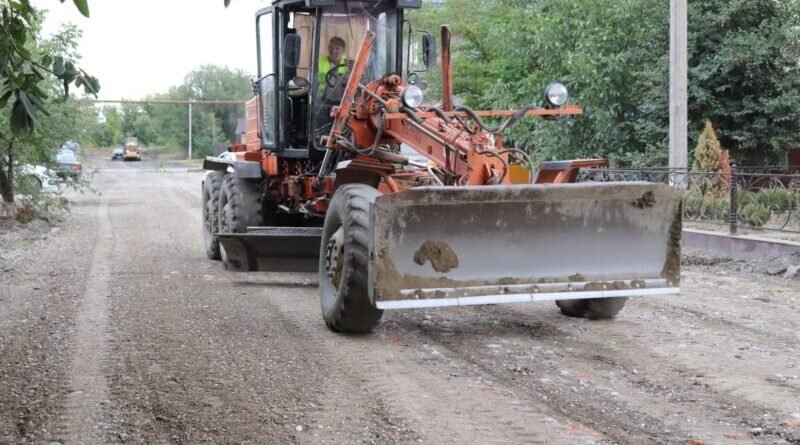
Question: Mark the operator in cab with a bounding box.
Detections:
[318,36,351,87]
[313,36,354,144]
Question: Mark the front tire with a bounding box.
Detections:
[555,297,628,319]
[218,174,262,234]
[319,184,383,334]
[202,171,225,260]
[218,174,262,269]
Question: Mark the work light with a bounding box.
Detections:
[545,82,568,107]
[401,85,424,108]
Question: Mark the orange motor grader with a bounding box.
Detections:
[201,0,682,333]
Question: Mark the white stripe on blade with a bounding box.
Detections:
[375,287,680,310]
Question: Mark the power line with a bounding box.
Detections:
[86,99,247,105]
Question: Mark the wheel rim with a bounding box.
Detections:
[324,225,345,289]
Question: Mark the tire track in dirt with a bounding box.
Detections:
[165,173,423,444]
[652,270,800,339]
[263,285,608,445]
[637,298,799,349]
[62,203,114,445]
[237,279,422,445]
[385,307,684,445]
[96,171,416,444]
[628,298,800,414]
[401,301,800,444]
[0,205,97,444]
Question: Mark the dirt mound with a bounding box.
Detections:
[683,248,800,279]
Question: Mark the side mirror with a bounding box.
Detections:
[422,33,436,68]
[283,34,301,69]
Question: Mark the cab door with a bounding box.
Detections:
[256,8,277,149]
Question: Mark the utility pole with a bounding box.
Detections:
[188,98,193,159]
[669,0,688,173]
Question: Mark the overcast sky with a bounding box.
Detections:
[34,0,269,99]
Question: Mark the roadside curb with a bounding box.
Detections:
[683,228,800,258]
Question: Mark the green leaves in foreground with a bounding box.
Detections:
[57,0,90,18]
[2,2,101,135]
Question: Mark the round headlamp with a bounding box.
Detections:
[545,82,568,107]
[401,85,424,108]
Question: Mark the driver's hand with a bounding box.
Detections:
[346,59,355,69]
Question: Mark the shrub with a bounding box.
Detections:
[698,194,730,221]
[12,175,69,224]
[740,203,771,227]
[684,190,703,219]
[692,121,724,174]
[736,190,756,209]
[754,188,799,212]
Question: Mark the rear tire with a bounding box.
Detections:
[202,171,225,260]
[556,297,628,319]
[319,184,383,334]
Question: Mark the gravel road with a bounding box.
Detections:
[1,155,799,444]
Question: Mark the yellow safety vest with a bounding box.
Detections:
[318,56,347,87]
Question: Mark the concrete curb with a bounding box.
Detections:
[683,228,800,258]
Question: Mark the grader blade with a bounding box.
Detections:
[217,227,322,272]
[369,182,682,309]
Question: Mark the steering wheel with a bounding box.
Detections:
[325,63,351,88]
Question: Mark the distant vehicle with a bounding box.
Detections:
[111,147,124,160]
[123,137,141,161]
[54,148,82,179]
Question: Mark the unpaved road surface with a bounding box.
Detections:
[1,156,799,445]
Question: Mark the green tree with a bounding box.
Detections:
[97,105,122,147]
[0,1,98,218]
[185,65,251,142]
[692,120,723,173]
[409,0,669,166]
[409,0,800,167]
[2,1,234,218]
[688,0,800,161]
[136,65,250,157]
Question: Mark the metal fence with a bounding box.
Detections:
[578,166,800,235]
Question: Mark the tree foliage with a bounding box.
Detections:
[688,0,800,161]
[692,121,723,173]
[1,1,98,135]
[410,0,670,165]
[85,65,252,158]
[0,2,99,216]
[1,0,234,215]
[409,0,800,166]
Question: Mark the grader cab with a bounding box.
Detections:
[201,0,682,333]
